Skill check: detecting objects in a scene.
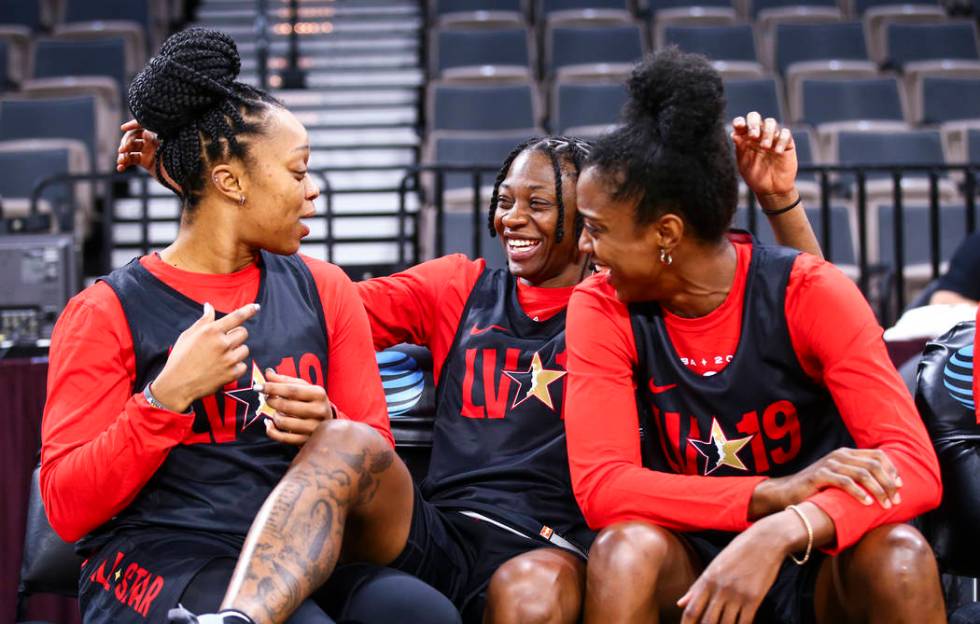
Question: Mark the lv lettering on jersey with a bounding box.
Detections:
[460,347,567,419]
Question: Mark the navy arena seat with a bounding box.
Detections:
[537,0,633,28]
[432,27,532,82]
[61,0,162,50]
[425,130,532,205]
[0,95,105,174]
[832,129,958,203]
[748,0,843,70]
[649,0,737,48]
[749,0,839,18]
[735,204,857,272]
[884,21,980,70]
[546,23,645,80]
[427,81,540,134]
[32,37,129,104]
[551,79,627,136]
[775,21,878,116]
[663,24,764,78]
[0,0,46,31]
[918,77,980,126]
[431,0,526,28]
[874,202,966,282]
[846,0,940,16]
[0,139,92,233]
[723,77,785,124]
[797,77,906,127]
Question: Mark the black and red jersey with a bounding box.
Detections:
[80,252,328,551]
[629,244,853,479]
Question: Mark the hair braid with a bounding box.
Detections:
[128,28,283,212]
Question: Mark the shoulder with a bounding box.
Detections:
[571,273,623,308]
[298,255,355,292]
[786,252,862,300]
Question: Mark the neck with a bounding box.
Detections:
[660,238,736,318]
[159,202,256,274]
[522,253,590,289]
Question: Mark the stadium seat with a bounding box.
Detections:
[430,0,526,28]
[424,130,531,209]
[551,79,626,136]
[442,211,507,269]
[843,0,940,17]
[60,0,163,51]
[915,321,979,576]
[916,77,980,126]
[830,129,958,202]
[874,202,966,280]
[0,0,49,31]
[0,139,92,234]
[774,22,878,115]
[0,94,117,181]
[545,23,646,80]
[29,36,129,123]
[649,0,737,48]
[795,77,907,128]
[52,22,147,74]
[427,81,541,134]
[884,21,980,91]
[723,76,786,124]
[431,27,533,82]
[536,0,633,28]
[748,0,843,69]
[864,3,947,65]
[663,24,765,78]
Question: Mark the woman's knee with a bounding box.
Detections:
[588,522,675,581]
[486,551,584,624]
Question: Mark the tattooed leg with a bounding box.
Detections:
[220,420,415,624]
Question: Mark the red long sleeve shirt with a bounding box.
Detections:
[355,254,572,378]
[565,242,942,553]
[41,253,392,542]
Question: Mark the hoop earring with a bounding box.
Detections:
[239,195,246,207]
[660,247,673,265]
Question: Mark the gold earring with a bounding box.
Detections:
[660,247,673,265]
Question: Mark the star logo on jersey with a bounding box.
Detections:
[225,362,277,430]
[688,418,753,475]
[503,352,566,410]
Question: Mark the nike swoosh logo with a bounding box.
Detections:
[649,378,677,394]
[470,324,509,336]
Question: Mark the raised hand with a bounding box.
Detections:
[116,119,160,174]
[731,111,798,202]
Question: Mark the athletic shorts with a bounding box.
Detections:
[387,486,587,622]
[78,528,332,623]
[682,530,825,624]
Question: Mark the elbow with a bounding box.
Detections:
[573,480,613,531]
[39,467,85,543]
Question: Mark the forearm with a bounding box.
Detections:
[752,501,835,559]
[41,394,192,541]
[759,188,822,259]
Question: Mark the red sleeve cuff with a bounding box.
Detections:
[134,392,196,443]
[808,488,863,554]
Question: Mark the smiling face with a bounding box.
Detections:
[576,165,669,302]
[493,149,583,288]
[235,107,320,255]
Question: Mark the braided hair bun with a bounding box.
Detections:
[128,28,242,138]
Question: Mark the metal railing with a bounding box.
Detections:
[28,163,980,325]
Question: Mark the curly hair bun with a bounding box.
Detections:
[128,28,243,138]
[622,48,726,151]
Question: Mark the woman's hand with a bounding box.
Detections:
[750,447,903,519]
[731,112,798,207]
[117,119,159,174]
[150,302,260,413]
[678,505,828,624]
[259,369,335,446]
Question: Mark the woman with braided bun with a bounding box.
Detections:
[565,48,945,624]
[39,28,460,623]
[119,97,827,621]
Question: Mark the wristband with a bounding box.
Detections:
[761,195,802,216]
[144,382,193,414]
[786,504,813,565]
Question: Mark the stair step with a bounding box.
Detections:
[320,169,414,191]
[197,5,419,22]
[236,38,418,56]
[275,88,418,108]
[245,69,423,88]
[201,20,420,38]
[309,127,418,147]
[242,53,418,72]
[294,107,416,127]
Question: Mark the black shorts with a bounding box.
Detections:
[682,531,825,624]
[388,486,586,622]
[78,528,333,623]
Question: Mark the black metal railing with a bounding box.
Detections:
[28,163,980,325]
